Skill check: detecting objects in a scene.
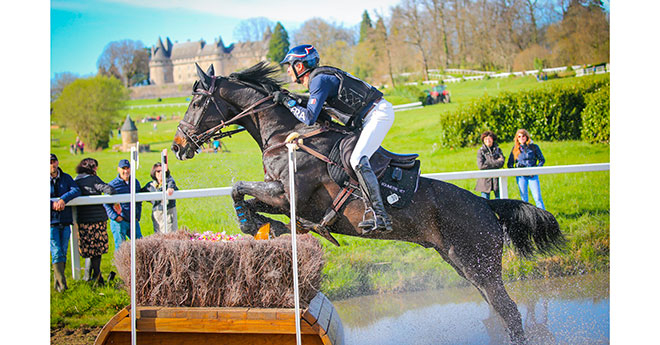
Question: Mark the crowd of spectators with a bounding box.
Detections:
[49,154,179,291]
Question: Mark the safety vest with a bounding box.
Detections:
[309,66,383,124]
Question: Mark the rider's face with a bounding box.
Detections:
[286,62,307,85]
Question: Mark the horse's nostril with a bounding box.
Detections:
[172,144,179,153]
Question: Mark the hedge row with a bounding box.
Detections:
[438,76,610,147]
[581,86,610,144]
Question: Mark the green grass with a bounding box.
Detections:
[50,73,610,328]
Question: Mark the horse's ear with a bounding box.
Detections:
[206,64,215,77]
[195,63,211,89]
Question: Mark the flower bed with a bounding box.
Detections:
[114,229,324,308]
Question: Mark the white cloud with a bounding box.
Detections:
[107,0,400,25]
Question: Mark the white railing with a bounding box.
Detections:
[393,101,423,112]
[53,162,609,279]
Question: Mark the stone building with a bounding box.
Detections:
[118,115,149,152]
[149,33,270,86]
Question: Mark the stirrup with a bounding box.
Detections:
[358,209,393,233]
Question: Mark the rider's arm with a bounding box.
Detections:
[286,74,339,126]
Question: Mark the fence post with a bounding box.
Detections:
[286,142,302,345]
[161,149,168,234]
[499,176,508,199]
[70,206,82,280]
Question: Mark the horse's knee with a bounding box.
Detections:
[231,181,246,201]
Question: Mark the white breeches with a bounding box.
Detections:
[349,99,395,169]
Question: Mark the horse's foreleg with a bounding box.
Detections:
[232,181,290,236]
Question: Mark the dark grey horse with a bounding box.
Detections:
[172,62,565,344]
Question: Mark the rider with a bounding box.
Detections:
[273,44,395,233]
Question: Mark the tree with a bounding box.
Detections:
[50,72,79,102]
[97,39,149,87]
[359,10,373,43]
[393,0,432,80]
[293,18,356,69]
[546,0,609,65]
[267,22,290,63]
[51,75,128,150]
[234,17,274,42]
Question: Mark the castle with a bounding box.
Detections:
[149,33,270,85]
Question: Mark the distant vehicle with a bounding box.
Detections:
[423,85,451,105]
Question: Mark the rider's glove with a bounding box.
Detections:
[272,91,297,109]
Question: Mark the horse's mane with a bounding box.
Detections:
[229,61,283,93]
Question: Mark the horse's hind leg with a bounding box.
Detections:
[480,278,526,344]
[447,246,525,344]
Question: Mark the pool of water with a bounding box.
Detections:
[332,273,609,344]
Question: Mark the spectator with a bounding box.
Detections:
[74,158,116,285]
[475,131,505,199]
[507,129,546,210]
[104,159,143,251]
[142,162,179,233]
[74,137,80,154]
[50,153,81,292]
[78,140,85,155]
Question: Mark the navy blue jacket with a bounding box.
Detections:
[50,168,81,225]
[288,74,340,125]
[104,175,142,221]
[507,142,545,169]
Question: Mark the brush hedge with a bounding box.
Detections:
[438,76,610,147]
[114,230,324,308]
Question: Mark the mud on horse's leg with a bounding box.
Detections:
[232,181,290,236]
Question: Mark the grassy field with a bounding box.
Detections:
[50,74,610,328]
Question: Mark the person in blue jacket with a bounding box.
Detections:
[507,129,546,210]
[273,44,395,233]
[50,153,81,292]
[104,159,142,251]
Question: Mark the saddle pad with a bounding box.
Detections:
[378,160,420,209]
[327,138,421,209]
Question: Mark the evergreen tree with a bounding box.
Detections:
[359,10,373,43]
[267,22,290,63]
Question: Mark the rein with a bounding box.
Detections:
[177,75,276,150]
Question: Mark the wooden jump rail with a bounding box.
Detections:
[95,291,344,345]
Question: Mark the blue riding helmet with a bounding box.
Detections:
[280,44,320,82]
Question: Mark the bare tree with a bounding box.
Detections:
[51,72,79,102]
[292,18,356,69]
[233,17,274,42]
[393,0,433,80]
[97,39,149,87]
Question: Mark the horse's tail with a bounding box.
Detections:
[487,199,566,258]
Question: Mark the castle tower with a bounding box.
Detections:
[121,115,138,152]
[149,37,173,85]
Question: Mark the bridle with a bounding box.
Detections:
[176,75,277,152]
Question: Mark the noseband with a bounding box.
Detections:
[177,76,276,151]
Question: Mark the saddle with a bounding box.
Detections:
[326,132,421,210]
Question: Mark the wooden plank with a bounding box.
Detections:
[246,308,278,320]
[94,306,130,345]
[326,307,345,345]
[104,332,325,345]
[315,298,334,336]
[302,292,325,330]
[112,316,319,335]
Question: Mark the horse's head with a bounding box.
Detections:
[172,63,239,160]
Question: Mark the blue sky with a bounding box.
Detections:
[50,0,401,78]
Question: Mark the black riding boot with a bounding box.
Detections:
[355,156,393,233]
